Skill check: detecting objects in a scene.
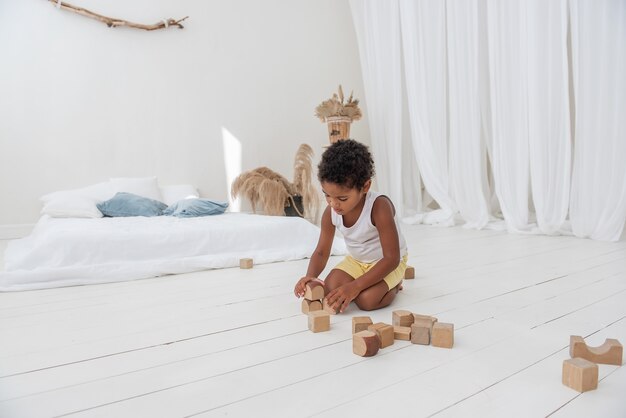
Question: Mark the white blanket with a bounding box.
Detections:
[0,214,346,291]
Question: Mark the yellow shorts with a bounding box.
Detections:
[333,254,408,290]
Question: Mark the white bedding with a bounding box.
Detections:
[0,213,346,292]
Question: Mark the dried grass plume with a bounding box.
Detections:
[231,144,320,222]
[315,85,362,122]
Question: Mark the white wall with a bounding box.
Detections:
[0,0,369,226]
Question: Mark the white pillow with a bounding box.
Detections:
[110,177,163,202]
[160,184,200,206]
[40,181,114,204]
[41,195,103,218]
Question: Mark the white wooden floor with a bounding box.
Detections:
[0,225,625,418]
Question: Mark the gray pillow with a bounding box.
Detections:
[164,198,228,218]
[97,192,167,217]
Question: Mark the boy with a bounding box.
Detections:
[294,139,408,313]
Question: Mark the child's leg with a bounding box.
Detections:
[354,255,407,311]
[354,281,400,311]
[324,269,355,293]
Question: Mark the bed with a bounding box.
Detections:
[0,213,346,292]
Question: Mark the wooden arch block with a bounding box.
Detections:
[301,299,322,314]
[304,281,326,301]
[570,335,623,365]
[562,358,598,392]
[353,330,380,357]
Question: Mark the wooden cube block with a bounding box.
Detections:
[392,310,414,327]
[431,322,454,348]
[301,299,322,314]
[393,326,411,341]
[562,358,598,392]
[239,258,253,269]
[368,323,395,348]
[413,313,438,326]
[308,311,330,333]
[352,316,373,334]
[410,323,431,345]
[304,281,325,300]
[410,315,437,345]
[353,330,380,357]
[404,266,415,279]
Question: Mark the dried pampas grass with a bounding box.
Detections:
[315,85,362,122]
[231,144,320,222]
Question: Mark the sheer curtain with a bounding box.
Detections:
[527,0,571,235]
[447,0,491,229]
[350,0,626,241]
[569,0,626,241]
[399,0,456,226]
[350,0,404,213]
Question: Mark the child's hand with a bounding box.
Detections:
[325,282,359,313]
[294,276,319,298]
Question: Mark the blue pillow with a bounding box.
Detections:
[97,192,167,217]
[164,198,228,218]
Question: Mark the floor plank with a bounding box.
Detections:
[0,225,624,418]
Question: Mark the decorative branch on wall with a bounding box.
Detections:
[47,0,188,31]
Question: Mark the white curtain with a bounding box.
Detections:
[399,0,456,226]
[487,0,531,232]
[350,0,626,241]
[349,0,404,213]
[569,0,626,241]
[447,0,491,229]
[527,0,572,235]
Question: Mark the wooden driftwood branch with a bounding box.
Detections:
[47,0,188,31]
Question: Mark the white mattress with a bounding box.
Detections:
[0,213,346,292]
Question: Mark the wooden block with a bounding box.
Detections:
[308,311,330,333]
[392,310,414,327]
[322,298,338,315]
[239,258,253,269]
[353,330,380,357]
[404,266,415,279]
[352,316,373,334]
[410,323,431,345]
[301,299,322,314]
[304,281,325,301]
[570,335,623,366]
[431,322,454,348]
[412,313,438,326]
[368,323,395,348]
[393,326,411,341]
[562,357,598,392]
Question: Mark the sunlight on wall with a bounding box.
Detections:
[222,127,242,212]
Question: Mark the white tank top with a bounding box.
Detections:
[331,191,407,263]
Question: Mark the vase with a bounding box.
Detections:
[325,116,352,144]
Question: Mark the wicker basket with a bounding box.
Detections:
[326,116,352,144]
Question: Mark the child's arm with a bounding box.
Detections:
[294,206,336,297]
[326,196,401,312]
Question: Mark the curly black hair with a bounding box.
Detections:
[318,139,375,190]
